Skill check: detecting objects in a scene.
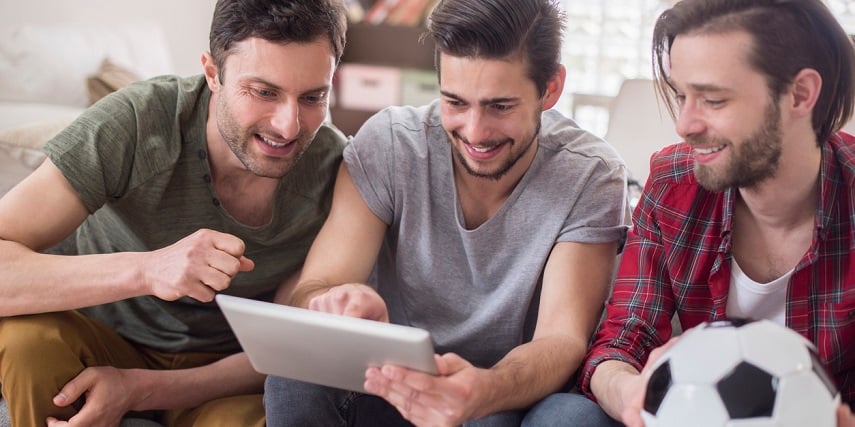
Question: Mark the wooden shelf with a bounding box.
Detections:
[342,22,435,69]
[331,21,437,136]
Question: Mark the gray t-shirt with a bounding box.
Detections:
[344,101,627,368]
[43,75,345,353]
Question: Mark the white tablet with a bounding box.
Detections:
[215,294,438,393]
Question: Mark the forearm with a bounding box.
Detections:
[130,352,264,411]
[475,334,587,417]
[589,360,641,420]
[0,239,143,316]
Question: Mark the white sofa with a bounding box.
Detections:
[0,23,174,427]
[0,23,174,197]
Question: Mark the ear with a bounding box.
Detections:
[789,68,822,119]
[541,64,566,111]
[201,52,222,93]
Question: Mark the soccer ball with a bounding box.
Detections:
[641,319,839,427]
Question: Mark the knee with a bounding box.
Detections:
[263,375,289,407]
[169,394,264,427]
[263,375,299,417]
[264,376,346,425]
[263,376,327,405]
[523,393,620,427]
[0,312,79,363]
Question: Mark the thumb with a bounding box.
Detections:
[239,256,255,272]
[436,352,469,376]
[54,374,89,408]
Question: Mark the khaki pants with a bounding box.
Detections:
[0,311,264,427]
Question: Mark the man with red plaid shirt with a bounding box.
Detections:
[519,0,855,426]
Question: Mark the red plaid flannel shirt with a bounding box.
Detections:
[581,132,855,405]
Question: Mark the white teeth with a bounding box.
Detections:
[261,136,289,148]
[471,145,495,153]
[695,145,725,155]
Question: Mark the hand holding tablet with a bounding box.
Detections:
[216,294,438,393]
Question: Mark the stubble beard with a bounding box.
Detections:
[217,95,312,179]
[450,120,541,182]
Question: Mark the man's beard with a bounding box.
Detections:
[217,96,311,179]
[691,100,782,192]
[449,120,540,181]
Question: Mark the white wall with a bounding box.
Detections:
[0,0,217,77]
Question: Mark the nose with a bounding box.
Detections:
[270,100,301,140]
[674,102,705,140]
[459,109,492,144]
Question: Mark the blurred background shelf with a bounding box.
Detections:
[331,7,437,136]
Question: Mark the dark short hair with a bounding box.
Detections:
[652,0,855,144]
[209,0,347,81]
[425,0,565,96]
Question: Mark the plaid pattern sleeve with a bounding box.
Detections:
[579,135,855,406]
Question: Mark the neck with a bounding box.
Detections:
[738,129,821,229]
[453,138,538,229]
[205,95,279,226]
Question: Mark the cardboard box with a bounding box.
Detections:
[336,63,401,111]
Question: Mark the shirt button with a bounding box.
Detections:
[203,174,212,183]
[212,198,220,206]
[198,149,207,159]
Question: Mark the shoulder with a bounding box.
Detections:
[829,131,855,188]
[297,123,345,172]
[635,143,722,224]
[112,74,206,108]
[313,123,347,151]
[538,109,623,170]
[646,142,697,186]
[356,102,441,137]
[64,75,206,134]
[349,102,443,153]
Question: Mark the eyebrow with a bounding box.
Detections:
[243,77,330,95]
[667,79,733,94]
[440,90,519,106]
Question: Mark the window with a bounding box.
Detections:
[559,0,855,136]
[827,0,855,32]
[558,0,667,135]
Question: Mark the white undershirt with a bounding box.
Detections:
[725,258,791,326]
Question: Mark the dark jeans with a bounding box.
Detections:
[263,375,524,427]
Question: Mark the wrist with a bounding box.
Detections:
[125,368,158,411]
[471,367,500,419]
[591,360,640,419]
[289,278,332,308]
[122,252,150,297]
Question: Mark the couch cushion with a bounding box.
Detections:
[0,103,83,132]
[0,116,75,170]
[0,398,8,427]
[87,58,143,105]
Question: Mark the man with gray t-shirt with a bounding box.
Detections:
[264,0,628,426]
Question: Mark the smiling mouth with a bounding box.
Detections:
[259,134,292,148]
[469,144,500,153]
[694,145,726,155]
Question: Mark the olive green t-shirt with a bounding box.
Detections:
[43,75,345,353]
